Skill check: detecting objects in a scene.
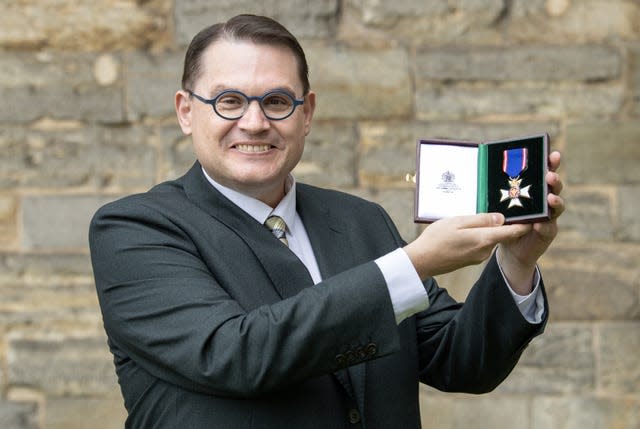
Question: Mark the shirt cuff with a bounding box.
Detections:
[375,248,430,325]
[497,260,545,324]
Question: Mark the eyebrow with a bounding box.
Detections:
[206,84,300,98]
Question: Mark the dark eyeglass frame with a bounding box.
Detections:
[187,89,305,121]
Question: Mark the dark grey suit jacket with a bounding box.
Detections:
[89,162,547,429]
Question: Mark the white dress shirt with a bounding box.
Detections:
[202,168,544,325]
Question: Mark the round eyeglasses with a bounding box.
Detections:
[188,89,305,121]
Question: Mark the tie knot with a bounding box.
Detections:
[265,215,288,246]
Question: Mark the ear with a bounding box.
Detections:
[302,91,316,136]
[175,90,193,135]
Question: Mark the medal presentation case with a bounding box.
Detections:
[414,133,550,224]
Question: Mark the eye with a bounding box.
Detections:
[216,94,244,108]
[263,94,293,110]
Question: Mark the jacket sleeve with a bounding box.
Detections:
[415,253,548,393]
[89,196,401,398]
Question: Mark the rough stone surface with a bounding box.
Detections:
[0,0,170,51]
[532,396,640,429]
[498,323,595,393]
[175,0,339,45]
[22,195,120,250]
[7,332,118,396]
[539,243,640,321]
[0,53,125,123]
[557,188,615,241]
[343,0,506,45]
[0,196,18,249]
[618,186,640,242]
[509,0,640,43]
[126,51,184,120]
[565,121,640,185]
[416,83,624,119]
[0,401,39,429]
[45,398,126,429]
[419,391,529,429]
[295,122,358,188]
[416,46,621,82]
[307,45,412,120]
[598,322,640,394]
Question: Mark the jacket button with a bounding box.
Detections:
[345,350,356,363]
[348,408,361,424]
[365,342,377,356]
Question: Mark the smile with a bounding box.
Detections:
[235,144,273,153]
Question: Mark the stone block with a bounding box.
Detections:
[509,0,640,43]
[565,121,640,185]
[294,121,358,188]
[0,125,156,190]
[91,126,158,189]
[416,46,620,82]
[416,83,624,119]
[0,282,101,326]
[306,44,412,120]
[174,0,338,45]
[532,396,640,429]
[538,243,640,320]
[619,186,640,241]
[633,47,640,116]
[343,0,505,45]
[0,401,38,429]
[0,253,93,283]
[0,196,18,249]
[598,322,640,394]
[126,51,184,120]
[557,188,615,241]
[498,322,594,394]
[7,332,118,396]
[0,53,124,123]
[0,0,169,51]
[46,398,126,429]
[419,390,529,429]
[22,195,120,251]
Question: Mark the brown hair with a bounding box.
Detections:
[181,14,310,95]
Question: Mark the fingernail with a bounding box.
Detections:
[492,213,503,225]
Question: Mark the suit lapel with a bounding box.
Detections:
[181,163,314,299]
[296,185,367,417]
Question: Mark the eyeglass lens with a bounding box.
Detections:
[216,92,295,120]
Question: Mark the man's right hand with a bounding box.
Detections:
[403,213,531,281]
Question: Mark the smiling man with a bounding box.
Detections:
[89,14,564,429]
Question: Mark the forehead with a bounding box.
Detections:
[196,39,302,93]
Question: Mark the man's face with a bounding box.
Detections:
[175,40,316,206]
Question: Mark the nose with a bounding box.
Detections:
[237,100,270,133]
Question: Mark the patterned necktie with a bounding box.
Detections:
[264,215,288,247]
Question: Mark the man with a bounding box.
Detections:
[89,14,564,428]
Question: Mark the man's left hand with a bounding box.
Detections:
[497,150,565,295]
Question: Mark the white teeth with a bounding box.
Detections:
[235,144,271,153]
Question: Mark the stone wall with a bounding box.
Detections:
[1,1,638,428]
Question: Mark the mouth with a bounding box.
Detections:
[234,143,274,154]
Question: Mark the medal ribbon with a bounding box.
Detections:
[502,148,528,178]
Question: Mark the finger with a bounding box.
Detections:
[546,171,563,195]
[548,193,565,219]
[548,151,562,173]
[450,213,505,229]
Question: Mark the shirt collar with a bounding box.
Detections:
[201,167,297,229]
